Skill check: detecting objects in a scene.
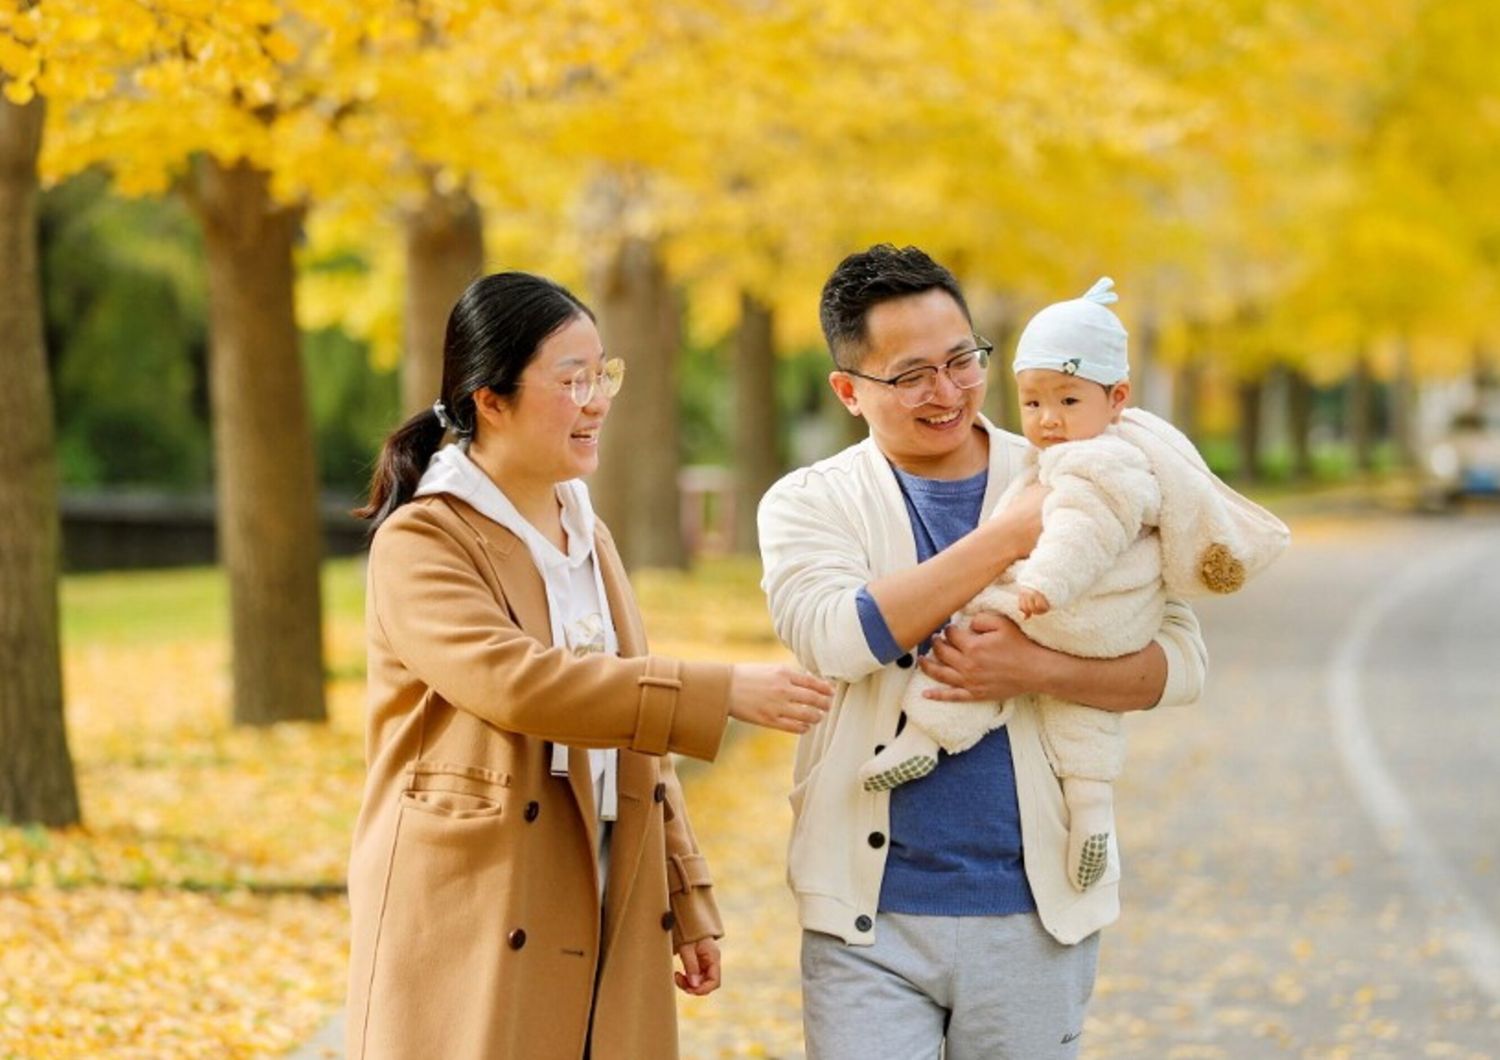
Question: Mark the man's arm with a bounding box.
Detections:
[759,475,1045,682]
[863,484,1045,650]
[918,597,1208,712]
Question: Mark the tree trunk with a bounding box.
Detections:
[402,184,484,417]
[1287,368,1315,480]
[1473,342,1495,391]
[589,235,686,570]
[732,291,780,553]
[980,319,1020,434]
[1172,360,1202,443]
[189,159,326,726]
[1349,351,1375,473]
[1390,335,1416,469]
[1235,376,1264,482]
[1133,310,1164,416]
[0,93,81,827]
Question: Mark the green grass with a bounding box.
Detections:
[60,558,368,646]
[57,553,777,659]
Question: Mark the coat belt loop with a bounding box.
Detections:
[548,741,569,777]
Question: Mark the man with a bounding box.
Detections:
[757,245,1207,1058]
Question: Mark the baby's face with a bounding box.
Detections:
[1016,368,1129,449]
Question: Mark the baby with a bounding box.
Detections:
[858,278,1289,892]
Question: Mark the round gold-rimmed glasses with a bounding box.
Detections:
[516,358,626,407]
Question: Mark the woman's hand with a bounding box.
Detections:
[675,938,722,996]
[727,664,834,733]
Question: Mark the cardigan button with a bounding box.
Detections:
[661,911,676,932]
[855,915,873,933]
[867,831,886,849]
[524,801,540,822]
[508,929,527,950]
[653,782,667,803]
[896,653,914,669]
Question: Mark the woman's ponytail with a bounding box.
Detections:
[354,406,449,535]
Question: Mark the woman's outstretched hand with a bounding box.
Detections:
[727,664,834,734]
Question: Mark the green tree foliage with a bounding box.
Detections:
[40,173,209,489]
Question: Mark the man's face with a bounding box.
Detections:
[829,289,987,476]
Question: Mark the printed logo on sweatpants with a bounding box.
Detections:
[1061,1030,1082,1044]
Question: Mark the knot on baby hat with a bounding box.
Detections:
[1013,277,1130,385]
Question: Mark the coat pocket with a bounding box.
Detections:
[400,762,511,819]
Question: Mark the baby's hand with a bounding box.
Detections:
[1017,587,1051,618]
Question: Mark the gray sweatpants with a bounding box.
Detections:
[801,912,1100,1060]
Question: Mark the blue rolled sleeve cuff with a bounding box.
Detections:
[855,586,906,665]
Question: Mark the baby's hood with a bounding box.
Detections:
[1116,408,1290,595]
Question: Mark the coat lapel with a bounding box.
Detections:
[455,501,554,649]
[595,526,645,657]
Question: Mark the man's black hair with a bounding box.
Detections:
[818,244,971,368]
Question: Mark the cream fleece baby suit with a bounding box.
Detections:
[861,407,1289,890]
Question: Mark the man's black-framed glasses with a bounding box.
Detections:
[841,341,993,408]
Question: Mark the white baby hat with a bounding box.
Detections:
[1013,277,1130,386]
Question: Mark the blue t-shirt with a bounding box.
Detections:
[854,465,1036,917]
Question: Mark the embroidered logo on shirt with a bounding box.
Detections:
[565,613,606,656]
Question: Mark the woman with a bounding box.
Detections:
[345,272,832,1060]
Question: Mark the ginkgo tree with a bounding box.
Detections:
[0,84,78,827]
[0,0,220,823]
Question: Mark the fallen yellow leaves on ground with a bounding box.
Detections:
[1,889,347,1058]
[0,555,790,1059]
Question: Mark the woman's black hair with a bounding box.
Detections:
[355,271,595,534]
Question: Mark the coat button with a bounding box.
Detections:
[524,801,540,822]
[661,911,676,932]
[868,832,886,849]
[508,929,527,950]
[855,915,873,933]
[896,653,914,669]
[653,782,667,803]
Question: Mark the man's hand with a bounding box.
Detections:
[675,938,722,996]
[986,481,1046,559]
[921,611,1171,714]
[918,612,1049,702]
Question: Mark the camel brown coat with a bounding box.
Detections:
[346,494,732,1060]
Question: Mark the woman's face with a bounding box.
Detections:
[482,315,614,483]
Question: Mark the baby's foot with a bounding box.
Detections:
[1063,777,1114,891]
[859,727,940,792]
